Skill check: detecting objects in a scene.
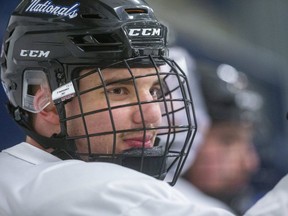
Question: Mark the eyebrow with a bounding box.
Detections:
[103,76,162,87]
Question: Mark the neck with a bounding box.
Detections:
[26,136,54,153]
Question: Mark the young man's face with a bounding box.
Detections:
[187,122,259,195]
[65,67,163,157]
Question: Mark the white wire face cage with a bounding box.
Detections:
[51,55,197,185]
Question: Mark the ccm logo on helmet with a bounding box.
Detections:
[128,28,161,37]
[20,49,50,58]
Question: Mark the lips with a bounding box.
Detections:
[123,134,154,149]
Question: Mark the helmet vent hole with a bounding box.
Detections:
[125,8,148,14]
[81,14,104,19]
[69,34,122,52]
[71,34,119,44]
[93,34,118,44]
[4,42,10,54]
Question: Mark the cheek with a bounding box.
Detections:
[67,111,115,154]
[74,109,132,154]
[197,144,229,179]
[66,106,132,149]
[84,108,131,133]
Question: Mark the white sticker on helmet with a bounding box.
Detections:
[52,81,76,104]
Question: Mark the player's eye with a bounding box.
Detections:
[150,87,162,99]
[106,87,129,101]
[108,87,128,95]
[150,80,169,99]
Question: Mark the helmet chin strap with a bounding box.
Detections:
[7,103,78,160]
[90,143,168,180]
[120,145,167,180]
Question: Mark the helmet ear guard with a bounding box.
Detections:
[22,70,51,113]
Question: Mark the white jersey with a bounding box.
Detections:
[0,142,234,216]
[175,177,234,213]
[244,173,288,216]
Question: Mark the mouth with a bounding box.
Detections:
[122,133,155,149]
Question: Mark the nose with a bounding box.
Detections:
[132,92,162,126]
[242,144,260,173]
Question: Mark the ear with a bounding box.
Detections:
[39,104,60,125]
[34,88,60,125]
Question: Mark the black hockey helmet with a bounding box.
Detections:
[1,0,196,185]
